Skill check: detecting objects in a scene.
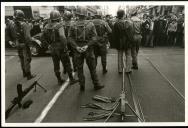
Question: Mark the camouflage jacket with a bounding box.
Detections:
[92,19,112,44]
[6,20,32,47]
[68,19,97,49]
[43,22,67,50]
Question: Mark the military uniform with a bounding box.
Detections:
[69,18,104,90]
[63,20,77,72]
[7,10,34,80]
[43,10,76,85]
[92,18,112,74]
[130,15,142,69]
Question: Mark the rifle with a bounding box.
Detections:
[5,74,46,119]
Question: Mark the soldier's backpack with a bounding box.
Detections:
[63,21,72,38]
[93,21,106,37]
[75,20,92,41]
[130,19,142,43]
[44,23,63,44]
[14,21,26,44]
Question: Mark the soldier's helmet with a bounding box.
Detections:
[14,10,25,19]
[50,10,61,21]
[76,6,87,16]
[63,11,73,20]
[117,9,125,18]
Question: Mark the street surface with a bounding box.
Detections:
[4,47,185,123]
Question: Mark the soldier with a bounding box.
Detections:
[6,10,35,80]
[63,11,77,73]
[113,9,133,74]
[68,7,104,91]
[130,11,142,69]
[42,10,77,85]
[93,14,112,74]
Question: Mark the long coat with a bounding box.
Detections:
[113,19,133,51]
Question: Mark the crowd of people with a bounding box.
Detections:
[5,8,185,91]
[141,13,184,48]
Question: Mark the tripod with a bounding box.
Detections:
[82,55,145,122]
[104,56,144,122]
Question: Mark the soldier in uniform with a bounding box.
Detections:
[63,11,77,73]
[113,9,133,74]
[6,10,35,80]
[130,11,142,69]
[68,7,104,91]
[93,14,112,74]
[42,10,77,85]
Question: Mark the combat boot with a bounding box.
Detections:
[68,73,78,85]
[132,63,138,70]
[103,67,108,74]
[58,79,65,85]
[63,69,67,74]
[94,83,104,90]
[80,85,85,91]
[23,71,27,77]
[73,67,77,72]
[56,72,65,85]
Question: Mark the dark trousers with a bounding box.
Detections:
[17,46,32,76]
[145,30,154,47]
[153,33,165,46]
[68,43,77,71]
[131,34,142,66]
[176,32,184,47]
[94,44,107,69]
[71,55,77,71]
[51,49,73,78]
[74,48,99,87]
[168,31,176,46]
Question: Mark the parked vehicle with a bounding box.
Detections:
[30,33,49,56]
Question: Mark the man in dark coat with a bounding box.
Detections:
[113,9,133,74]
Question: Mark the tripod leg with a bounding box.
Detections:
[126,103,143,122]
[36,82,47,92]
[34,84,37,92]
[104,101,120,122]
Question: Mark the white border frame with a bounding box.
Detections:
[1,1,188,127]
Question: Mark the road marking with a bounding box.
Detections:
[5,56,15,62]
[34,73,75,123]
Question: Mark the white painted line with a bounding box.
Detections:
[34,78,71,123]
[5,56,15,62]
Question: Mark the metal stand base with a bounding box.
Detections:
[104,91,144,122]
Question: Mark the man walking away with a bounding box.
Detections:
[7,10,35,80]
[42,10,77,85]
[113,9,133,74]
[93,14,112,74]
[130,11,142,70]
[68,7,104,91]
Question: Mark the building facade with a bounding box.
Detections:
[125,5,184,19]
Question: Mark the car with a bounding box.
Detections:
[30,32,49,56]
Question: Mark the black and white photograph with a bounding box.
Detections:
[1,1,187,127]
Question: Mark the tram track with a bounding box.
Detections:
[122,52,184,122]
[127,74,145,122]
[145,57,185,101]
